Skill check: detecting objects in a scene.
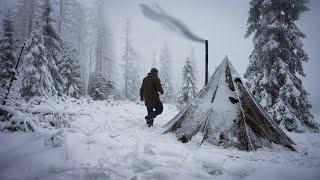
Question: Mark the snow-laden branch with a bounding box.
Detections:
[0,105,91,116]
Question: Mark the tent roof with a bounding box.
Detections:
[163,57,295,151]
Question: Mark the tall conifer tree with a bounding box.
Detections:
[159,43,174,103]
[244,0,318,132]
[0,11,16,101]
[58,43,82,98]
[177,57,197,109]
[122,20,141,100]
[18,28,56,99]
[88,0,117,100]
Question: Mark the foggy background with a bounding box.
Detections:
[1,0,319,112]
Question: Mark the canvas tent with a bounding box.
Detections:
[163,57,295,151]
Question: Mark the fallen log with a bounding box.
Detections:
[0,105,91,117]
[0,105,92,132]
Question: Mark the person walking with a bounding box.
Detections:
[140,68,164,127]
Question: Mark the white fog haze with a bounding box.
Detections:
[118,0,319,113]
[1,0,318,112]
[107,0,320,112]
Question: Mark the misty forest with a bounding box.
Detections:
[0,0,320,179]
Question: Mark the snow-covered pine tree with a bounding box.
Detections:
[88,72,116,101]
[55,0,86,44]
[0,10,17,101]
[177,57,197,109]
[18,27,56,99]
[15,0,37,40]
[126,49,141,101]
[54,0,88,95]
[73,4,87,96]
[58,43,82,98]
[189,48,198,89]
[122,19,141,101]
[56,0,80,36]
[88,0,118,100]
[159,43,174,103]
[41,0,65,96]
[244,0,318,132]
[95,0,114,80]
[151,51,158,69]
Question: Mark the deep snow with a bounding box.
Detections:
[0,100,320,180]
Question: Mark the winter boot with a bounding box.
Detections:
[146,119,154,127]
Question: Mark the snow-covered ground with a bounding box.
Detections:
[0,100,320,180]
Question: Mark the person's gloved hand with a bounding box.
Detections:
[140,96,143,101]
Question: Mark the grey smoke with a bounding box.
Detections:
[140,3,206,43]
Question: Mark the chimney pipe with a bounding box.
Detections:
[205,40,208,86]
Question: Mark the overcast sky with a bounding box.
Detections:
[100,0,319,113]
[1,0,319,113]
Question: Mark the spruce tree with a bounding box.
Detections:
[159,43,174,103]
[125,47,141,101]
[55,0,87,95]
[41,0,65,95]
[189,48,198,87]
[58,43,82,98]
[88,72,116,101]
[56,0,81,36]
[177,57,197,109]
[18,28,56,99]
[0,11,16,101]
[95,0,114,80]
[88,0,118,101]
[151,51,157,69]
[244,0,318,132]
[18,0,65,100]
[16,0,37,40]
[122,19,141,100]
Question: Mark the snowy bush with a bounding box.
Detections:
[0,106,35,132]
[88,72,119,101]
[0,97,75,132]
[45,130,64,147]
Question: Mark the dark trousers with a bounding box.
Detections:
[145,101,163,124]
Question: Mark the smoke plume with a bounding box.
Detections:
[140,3,206,43]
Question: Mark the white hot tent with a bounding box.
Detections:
[163,57,295,151]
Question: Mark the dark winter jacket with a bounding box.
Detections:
[140,73,164,107]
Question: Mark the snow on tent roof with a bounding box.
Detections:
[163,56,295,151]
